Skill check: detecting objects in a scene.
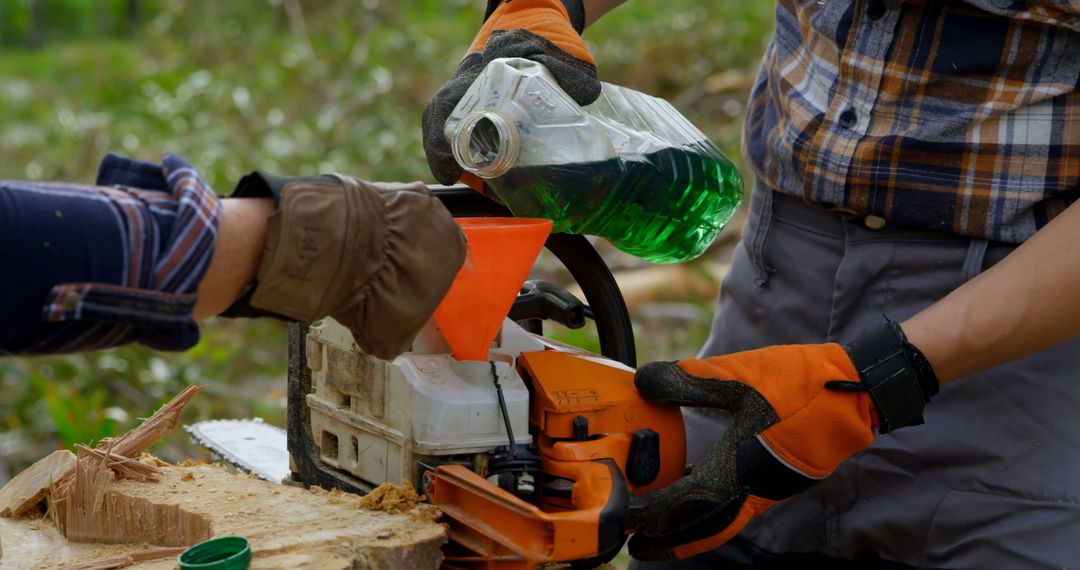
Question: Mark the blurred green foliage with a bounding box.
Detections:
[0,0,774,480]
[0,0,142,47]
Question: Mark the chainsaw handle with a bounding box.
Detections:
[428,184,637,367]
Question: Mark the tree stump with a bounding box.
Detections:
[0,464,446,570]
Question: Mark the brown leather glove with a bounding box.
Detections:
[224,173,466,359]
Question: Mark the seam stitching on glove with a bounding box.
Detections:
[323,174,391,318]
[753,434,826,480]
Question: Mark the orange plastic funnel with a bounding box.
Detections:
[435,217,553,361]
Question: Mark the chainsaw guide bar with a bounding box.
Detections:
[185,418,290,483]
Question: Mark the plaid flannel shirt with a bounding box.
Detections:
[0,154,221,355]
[745,0,1080,243]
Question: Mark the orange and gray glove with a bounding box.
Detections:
[422,0,600,187]
[628,321,940,561]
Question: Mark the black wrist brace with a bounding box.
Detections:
[840,319,940,434]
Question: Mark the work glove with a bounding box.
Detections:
[628,321,940,561]
[222,173,466,360]
[422,0,600,187]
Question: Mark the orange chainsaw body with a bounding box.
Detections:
[428,349,686,569]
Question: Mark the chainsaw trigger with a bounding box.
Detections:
[626,428,662,487]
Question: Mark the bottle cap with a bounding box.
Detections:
[179,536,252,570]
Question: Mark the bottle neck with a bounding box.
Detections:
[452,111,520,179]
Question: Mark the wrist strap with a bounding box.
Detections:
[483,0,587,33]
[229,171,333,206]
[843,320,940,434]
[220,172,324,320]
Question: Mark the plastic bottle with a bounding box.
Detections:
[444,57,743,264]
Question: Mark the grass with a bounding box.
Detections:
[0,1,774,480]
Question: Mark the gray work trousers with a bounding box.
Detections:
[634,185,1080,569]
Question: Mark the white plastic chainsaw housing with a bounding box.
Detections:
[304,316,542,489]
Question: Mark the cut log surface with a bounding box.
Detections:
[0,464,446,570]
[0,450,76,518]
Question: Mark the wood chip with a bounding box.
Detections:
[105,385,206,459]
[58,555,134,570]
[57,547,186,570]
[74,445,162,483]
[0,450,76,518]
[128,546,187,562]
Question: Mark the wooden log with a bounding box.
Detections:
[0,464,446,569]
[0,450,75,518]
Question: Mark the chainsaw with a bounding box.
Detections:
[196,185,687,569]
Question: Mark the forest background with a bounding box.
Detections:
[0,0,774,482]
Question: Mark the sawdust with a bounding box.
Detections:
[303,484,442,522]
[137,454,170,468]
[177,459,208,467]
[360,481,422,514]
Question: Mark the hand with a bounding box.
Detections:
[224,173,466,360]
[628,321,939,561]
[422,0,601,186]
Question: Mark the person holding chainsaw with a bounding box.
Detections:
[424,1,1080,567]
[0,154,465,359]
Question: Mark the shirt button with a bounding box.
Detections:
[839,108,858,128]
[864,215,887,230]
[867,0,887,20]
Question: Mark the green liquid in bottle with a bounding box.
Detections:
[491,145,743,263]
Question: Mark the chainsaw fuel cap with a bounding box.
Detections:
[179,536,251,570]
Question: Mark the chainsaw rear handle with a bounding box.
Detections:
[429,184,637,367]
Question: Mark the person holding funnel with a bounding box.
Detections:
[0,155,466,359]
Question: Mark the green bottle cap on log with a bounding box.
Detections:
[179,536,251,570]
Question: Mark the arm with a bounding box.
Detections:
[903,198,1080,382]
[192,197,274,320]
[1,156,464,359]
[628,193,1080,560]
[192,198,274,317]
